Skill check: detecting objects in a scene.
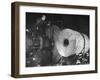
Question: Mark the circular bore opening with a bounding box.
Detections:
[63,39,69,46]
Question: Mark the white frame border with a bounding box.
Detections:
[19,5,96,75]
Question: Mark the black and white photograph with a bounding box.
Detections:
[11,2,97,78]
[26,13,90,67]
